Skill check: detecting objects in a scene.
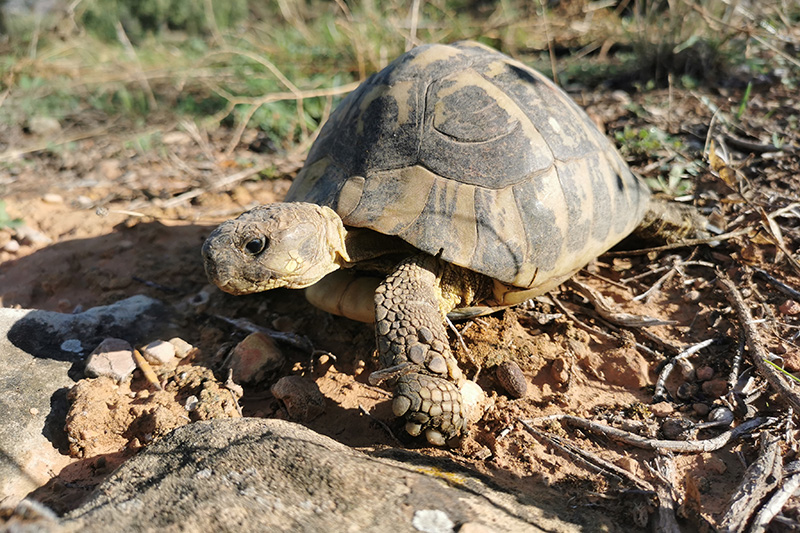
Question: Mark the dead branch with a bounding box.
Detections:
[518,419,654,492]
[604,228,752,257]
[719,432,782,533]
[211,314,314,353]
[754,268,800,301]
[653,338,716,402]
[567,279,676,327]
[646,456,681,533]
[717,275,800,413]
[749,471,800,533]
[526,415,773,453]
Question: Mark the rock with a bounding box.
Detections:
[3,238,20,252]
[701,379,729,399]
[42,193,64,204]
[141,339,176,365]
[168,337,196,359]
[57,418,603,532]
[496,360,527,398]
[27,116,61,136]
[84,338,136,381]
[693,403,711,416]
[270,376,325,422]
[650,402,674,418]
[780,299,800,315]
[14,225,52,246]
[0,296,172,507]
[696,366,714,381]
[228,332,284,383]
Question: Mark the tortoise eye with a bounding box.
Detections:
[245,237,267,255]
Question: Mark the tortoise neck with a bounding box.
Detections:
[342,228,415,265]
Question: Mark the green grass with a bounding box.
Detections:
[0,0,797,154]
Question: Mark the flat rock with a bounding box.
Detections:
[57,418,603,532]
[0,295,173,506]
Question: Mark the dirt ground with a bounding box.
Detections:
[2,69,800,531]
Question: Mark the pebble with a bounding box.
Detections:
[3,239,20,253]
[683,290,701,303]
[14,225,52,246]
[650,401,674,417]
[27,116,61,135]
[707,407,734,427]
[228,332,285,383]
[704,455,728,475]
[42,193,63,204]
[84,338,136,382]
[779,299,800,316]
[270,376,325,421]
[701,379,729,399]
[411,509,454,533]
[60,339,83,354]
[676,382,699,401]
[550,356,570,385]
[496,360,527,398]
[169,337,196,359]
[661,417,694,440]
[693,402,710,416]
[141,340,176,365]
[696,366,714,381]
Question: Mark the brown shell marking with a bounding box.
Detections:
[285,41,650,291]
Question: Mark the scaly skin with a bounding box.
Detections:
[372,255,482,445]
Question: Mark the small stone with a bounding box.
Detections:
[683,290,701,303]
[704,455,727,475]
[551,356,570,385]
[14,225,52,246]
[411,509,454,533]
[779,299,800,315]
[701,379,729,399]
[650,401,674,418]
[696,366,714,381]
[693,403,710,416]
[3,239,20,253]
[29,408,39,416]
[496,361,527,398]
[27,116,61,135]
[661,417,694,440]
[271,316,295,332]
[707,407,734,427]
[185,395,199,411]
[228,332,284,383]
[42,193,63,204]
[84,338,136,382]
[141,340,176,365]
[168,337,196,359]
[270,376,325,422]
[60,339,83,354]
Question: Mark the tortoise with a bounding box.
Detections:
[202,41,693,446]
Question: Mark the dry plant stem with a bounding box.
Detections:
[754,268,800,301]
[159,165,270,209]
[604,228,752,257]
[748,472,800,533]
[728,335,746,391]
[633,266,676,303]
[653,338,716,402]
[518,419,654,492]
[717,275,800,413]
[528,415,772,453]
[211,314,314,353]
[358,404,402,446]
[132,349,163,391]
[567,279,676,327]
[719,432,783,533]
[549,296,659,359]
[646,457,681,533]
[115,22,157,109]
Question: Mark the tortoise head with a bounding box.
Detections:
[202,202,350,294]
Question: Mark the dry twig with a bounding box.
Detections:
[653,338,716,402]
[567,279,676,327]
[719,432,783,533]
[527,415,773,453]
[717,275,800,412]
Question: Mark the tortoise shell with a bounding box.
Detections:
[285,41,650,292]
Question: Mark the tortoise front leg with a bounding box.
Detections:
[371,254,470,445]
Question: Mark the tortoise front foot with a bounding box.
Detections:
[392,373,468,446]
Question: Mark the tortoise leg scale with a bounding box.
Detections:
[371,254,468,445]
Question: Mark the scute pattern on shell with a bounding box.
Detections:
[285,41,650,292]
